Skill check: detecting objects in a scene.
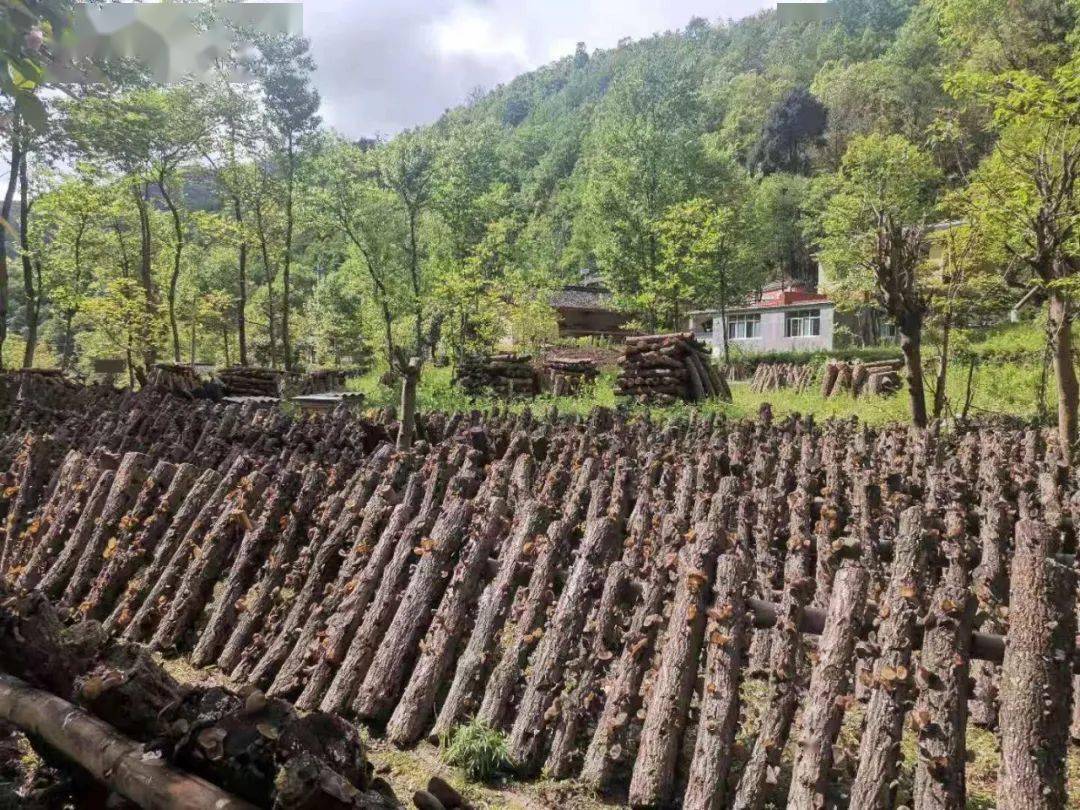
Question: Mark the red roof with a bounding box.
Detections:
[729,290,832,311]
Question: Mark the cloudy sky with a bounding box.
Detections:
[298,0,773,139]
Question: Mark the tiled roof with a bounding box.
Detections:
[551,285,616,311]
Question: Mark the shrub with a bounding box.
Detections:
[441,719,512,782]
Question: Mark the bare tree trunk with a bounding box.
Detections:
[933,309,951,419]
[898,310,928,428]
[1048,290,1077,461]
[132,182,156,368]
[19,156,37,369]
[234,196,248,366]
[159,180,184,363]
[397,357,420,450]
[281,135,295,371]
[0,125,23,368]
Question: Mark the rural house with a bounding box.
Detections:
[688,280,837,355]
[550,272,632,339]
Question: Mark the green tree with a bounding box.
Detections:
[247,33,320,371]
[656,196,761,364]
[815,132,940,426]
[574,45,705,327]
[959,50,1080,455]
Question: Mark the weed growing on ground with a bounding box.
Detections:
[441,718,512,782]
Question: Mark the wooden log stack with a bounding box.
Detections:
[146,363,200,396]
[544,357,599,396]
[455,354,540,398]
[820,358,903,399]
[616,332,731,404]
[1,400,1079,808]
[217,366,286,398]
[299,368,347,395]
[749,362,815,394]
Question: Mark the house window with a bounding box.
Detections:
[728,314,761,340]
[785,309,821,338]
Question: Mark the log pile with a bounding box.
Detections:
[749,362,815,393]
[544,357,598,396]
[455,354,539,398]
[299,368,348,395]
[616,333,731,404]
[1,400,1078,807]
[217,366,286,398]
[0,588,396,809]
[820,358,903,399]
[146,363,200,396]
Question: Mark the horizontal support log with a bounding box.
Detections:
[747,597,1012,665]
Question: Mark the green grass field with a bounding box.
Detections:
[348,341,1055,428]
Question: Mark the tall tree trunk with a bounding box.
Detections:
[234,196,248,366]
[158,180,185,363]
[396,358,420,450]
[898,310,928,428]
[19,156,37,368]
[718,268,730,367]
[132,182,156,369]
[933,308,952,420]
[282,135,294,371]
[0,126,23,369]
[61,218,88,371]
[1048,289,1077,461]
[255,203,277,369]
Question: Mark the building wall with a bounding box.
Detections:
[690,305,834,355]
[556,308,629,338]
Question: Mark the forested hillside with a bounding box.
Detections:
[0,0,1077,422]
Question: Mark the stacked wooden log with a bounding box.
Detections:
[299,368,347,395]
[146,363,200,396]
[217,366,285,398]
[820,358,903,399]
[455,354,539,398]
[616,333,731,404]
[2,400,1079,808]
[544,357,599,396]
[749,362,815,393]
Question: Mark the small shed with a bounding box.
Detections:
[550,273,631,340]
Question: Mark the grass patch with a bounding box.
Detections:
[441,718,513,783]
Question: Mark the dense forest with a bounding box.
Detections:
[0,0,1078,434]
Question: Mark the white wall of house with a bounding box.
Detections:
[690,305,834,355]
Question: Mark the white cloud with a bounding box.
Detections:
[428,7,530,64]
[302,0,773,138]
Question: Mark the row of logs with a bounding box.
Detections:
[543,358,599,397]
[2,400,1079,808]
[820,358,903,399]
[748,362,815,394]
[455,354,540,398]
[616,333,732,404]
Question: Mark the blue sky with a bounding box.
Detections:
[299,0,773,138]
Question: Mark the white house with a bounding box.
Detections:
[688,280,836,355]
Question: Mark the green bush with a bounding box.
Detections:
[441,719,512,782]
